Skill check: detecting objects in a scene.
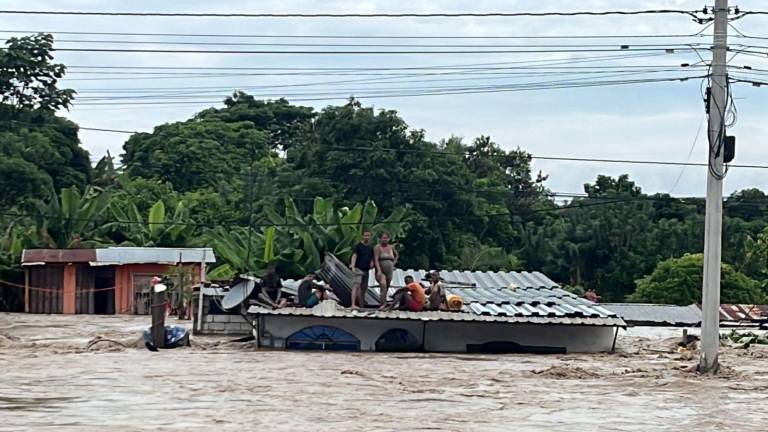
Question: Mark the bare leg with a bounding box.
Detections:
[351,283,360,309]
[377,272,388,309]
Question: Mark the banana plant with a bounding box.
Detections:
[204,225,304,280]
[33,186,110,248]
[265,197,412,266]
[106,199,196,247]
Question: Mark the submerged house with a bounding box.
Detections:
[250,269,626,353]
[21,247,215,314]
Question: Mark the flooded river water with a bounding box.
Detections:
[1,313,767,431]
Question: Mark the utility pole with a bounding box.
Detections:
[699,0,729,374]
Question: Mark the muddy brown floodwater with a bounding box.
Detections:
[1,313,767,431]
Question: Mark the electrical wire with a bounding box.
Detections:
[0,38,713,49]
[0,9,704,19]
[63,75,704,105]
[0,27,715,40]
[669,116,706,193]
[25,47,708,55]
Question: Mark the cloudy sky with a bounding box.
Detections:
[3,0,767,197]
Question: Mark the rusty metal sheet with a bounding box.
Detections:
[22,249,97,264]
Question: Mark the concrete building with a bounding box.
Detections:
[249,283,625,353]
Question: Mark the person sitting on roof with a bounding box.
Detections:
[425,271,447,310]
[297,273,336,308]
[257,264,288,309]
[584,288,600,303]
[384,275,425,312]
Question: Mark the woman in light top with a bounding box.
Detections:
[373,231,398,309]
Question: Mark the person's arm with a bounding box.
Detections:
[393,246,399,265]
[350,248,358,270]
[373,245,381,273]
[258,292,277,308]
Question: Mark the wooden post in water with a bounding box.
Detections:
[151,278,166,349]
[24,269,29,313]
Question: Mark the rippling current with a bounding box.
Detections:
[1,313,767,431]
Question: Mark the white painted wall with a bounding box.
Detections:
[425,321,616,353]
[259,315,618,353]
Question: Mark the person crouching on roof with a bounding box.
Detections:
[384,275,425,312]
[257,264,288,309]
[297,273,336,307]
[425,271,447,311]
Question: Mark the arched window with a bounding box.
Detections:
[286,325,360,351]
[375,328,421,352]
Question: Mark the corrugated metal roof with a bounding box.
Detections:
[365,269,558,290]
[22,247,216,266]
[248,301,625,327]
[601,303,702,326]
[253,284,624,326]
[719,304,768,322]
[283,269,560,307]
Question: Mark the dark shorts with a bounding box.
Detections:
[305,293,320,308]
[355,269,370,287]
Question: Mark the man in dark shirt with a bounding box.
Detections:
[349,231,374,308]
[258,264,287,309]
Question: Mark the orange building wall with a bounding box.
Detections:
[115,264,201,315]
[63,265,76,314]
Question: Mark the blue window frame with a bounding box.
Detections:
[286,325,360,351]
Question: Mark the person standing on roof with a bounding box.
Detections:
[349,230,374,309]
[374,231,398,310]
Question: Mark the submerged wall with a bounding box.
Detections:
[258,315,618,353]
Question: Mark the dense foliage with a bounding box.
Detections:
[629,254,765,305]
[2,34,768,310]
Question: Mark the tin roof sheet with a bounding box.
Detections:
[718,304,768,322]
[253,284,624,326]
[248,301,625,327]
[601,303,702,326]
[364,269,558,290]
[22,247,216,265]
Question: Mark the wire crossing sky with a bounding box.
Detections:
[1,0,767,197]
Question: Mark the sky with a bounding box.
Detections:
[2,0,767,197]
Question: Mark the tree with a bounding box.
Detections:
[123,120,271,192]
[0,33,89,207]
[629,253,765,305]
[0,33,75,112]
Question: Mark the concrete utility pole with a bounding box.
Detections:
[699,0,729,374]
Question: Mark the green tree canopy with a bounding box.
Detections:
[0,33,75,112]
[629,253,765,305]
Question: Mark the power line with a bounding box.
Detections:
[4,193,767,230]
[0,28,714,40]
[64,75,705,104]
[72,70,696,101]
[0,9,703,19]
[34,47,707,55]
[0,38,710,49]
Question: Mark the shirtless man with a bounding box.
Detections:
[373,231,398,309]
[426,271,446,310]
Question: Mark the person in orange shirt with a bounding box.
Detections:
[385,275,425,312]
